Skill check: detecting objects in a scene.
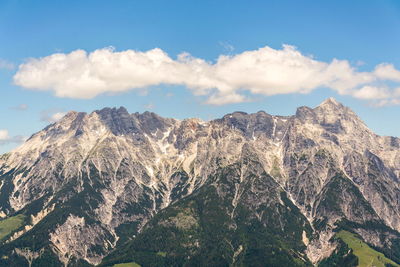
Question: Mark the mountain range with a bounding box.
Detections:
[0,98,400,266]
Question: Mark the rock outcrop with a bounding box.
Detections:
[0,98,399,266]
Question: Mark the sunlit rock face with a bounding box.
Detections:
[1,98,400,266]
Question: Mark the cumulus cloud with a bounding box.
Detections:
[13,45,400,105]
[0,130,9,141]
[374,63,400,82]
[0,129,26,145]
[205,93,251,105]
[352,86,390,100]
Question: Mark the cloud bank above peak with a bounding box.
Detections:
[13,45,400,106]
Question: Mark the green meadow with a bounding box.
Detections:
[113,262,141,267]
[0,214,25,240]
[336,230,399,267]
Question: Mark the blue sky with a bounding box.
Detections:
[1,0,400,153]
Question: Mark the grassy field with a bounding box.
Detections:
[336,230,400,267]
[0,214,25,240]
[156,251,167,257]
[113,262,141,267]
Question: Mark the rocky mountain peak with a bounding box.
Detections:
[295,106,316,122]
[314,97,348,115]
[294,98,367,136]
[319,97,342,107]
[92,106,140,135]
[95,106,129,116]
[2,100,400,266]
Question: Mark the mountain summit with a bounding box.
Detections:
[0,98,400,266]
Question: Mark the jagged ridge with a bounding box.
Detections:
[0,98,400,266]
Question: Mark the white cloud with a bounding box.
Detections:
[374,63,400,82]
[372,98,400,107]
[352,86,390,100]
[50,112,67,122]
[0,130,9,141]
[205,93,250,105]
[13,45,400,106]
[0,129,26,145]
[40,110,67,123]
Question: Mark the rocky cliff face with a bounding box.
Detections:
[0,98,400,266]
